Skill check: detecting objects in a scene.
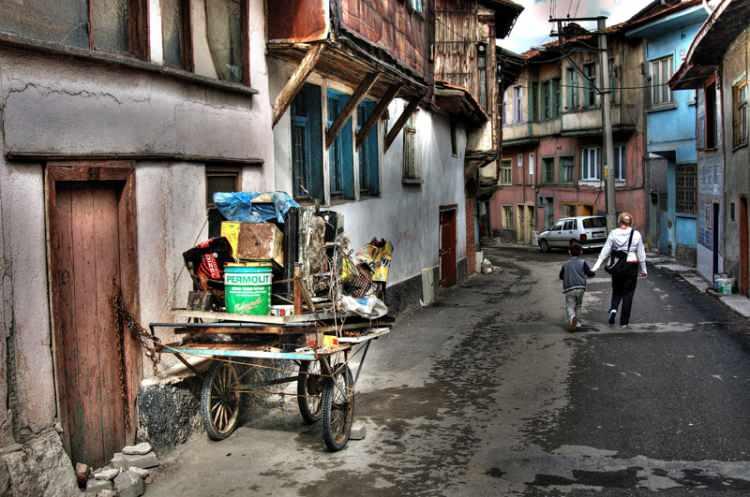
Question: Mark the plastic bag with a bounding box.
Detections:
[213,192,300,224]
[339,295,388,319]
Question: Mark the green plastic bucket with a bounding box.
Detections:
[224,263,273,315]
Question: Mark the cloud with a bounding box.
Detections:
[500,0,653,53]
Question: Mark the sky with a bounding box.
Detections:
[500,0,654,54]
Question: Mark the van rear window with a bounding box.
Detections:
[583,217,607,229]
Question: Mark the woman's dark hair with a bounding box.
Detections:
[569,242,583,256]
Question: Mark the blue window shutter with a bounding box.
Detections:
[327,89,355,200]
[303,84,324,202]
[365,101,380,195]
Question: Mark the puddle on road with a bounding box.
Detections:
[489,444,750,492]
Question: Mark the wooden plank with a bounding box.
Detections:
[385,98,420,151]
[118,171,141,443]
[356,83,400,148]
[325,72,380,149]
[92,185,125,465]
[173,309,345,324]
[338,327,391,343]
[272,43,325,127]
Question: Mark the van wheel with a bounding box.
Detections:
[539,240,550,253]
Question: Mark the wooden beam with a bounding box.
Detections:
[385,98,420,151]
[272,43,326,127]
[325,72,380,149]
[356,83,400,149]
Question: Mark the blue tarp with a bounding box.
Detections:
[213,192,300,224]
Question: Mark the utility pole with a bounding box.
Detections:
[598,18,617,231]
[548,16,617,230]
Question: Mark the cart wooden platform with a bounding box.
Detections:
[150,310,391,451]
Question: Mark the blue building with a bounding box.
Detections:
[626,0,708,263]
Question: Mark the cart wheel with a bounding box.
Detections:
[321,364,354,451]
[200,362,241,441]
[298,361,323,424]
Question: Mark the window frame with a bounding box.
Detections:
[499,159,513,186]
[580,146,601,181]
[477,43,488,112]
[676,164,697,215]
[583,62,597,108]
[733,79,748,149]
[559,156,575,184]
[542,157,555,184]
[614,144,626,182]
[649,55,674,108]
[704,81,718,150]
[161,0,194,71]
[566,66,579,111]
[513,86,523,123]
[403,113,421,183]
[502,205,514,229]
[206,165,241,238]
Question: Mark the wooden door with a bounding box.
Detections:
[741,198,749,295]
[439,208,457,287]
[47,164,140,468]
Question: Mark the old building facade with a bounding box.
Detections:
[671,0,749,291]
[491,25,647,245]
[625,0,708,262]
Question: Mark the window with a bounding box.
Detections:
[529,152,535,176]
[291,83,324,202]
[502,97,509,126]
[609,58,617,103]
[502,206,514,229]
[529,82,539,122]
[650,55,673,107]
[542,157,554,184]
[733,80,748,148]
[543,79,561,119]
[478,44,488,111]
[357,101,380,196]
[676,165,697,215]
[202,0,248,84]
[408,0,424,14]
[450,120,458,156]
[705,82,717,149]
[583,217,607,228]
[0,0,148,57]
[162,0,192,70]
[562,204,576,218]
[499,160,512,185]
[517,153,523,168]
[560,156,574,183]
[206,166,240,238]
[542,81,551,119]
[566,67,579,110]
[513,86,523,123]
[580,147,601,181]
[328,90,355,198]
[614,144,626,181]
[403,113,420,182]
[584,63,596,108]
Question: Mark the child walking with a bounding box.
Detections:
[559,242,596,331]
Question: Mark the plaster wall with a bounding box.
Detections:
[721,29,750,282]
[270,61,468,287]
[0,0,273,451]
[643,21,703,164]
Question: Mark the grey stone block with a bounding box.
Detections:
[122,443,152,456]
[111,452,159,470]
[93,467,119,481]
[114,470,145,497]
[350,423,367,441]
[96,491,117,497]
[85,478,112,494]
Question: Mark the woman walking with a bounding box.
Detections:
[592,212,647,327]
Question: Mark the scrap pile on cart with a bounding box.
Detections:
[150,192,394,451]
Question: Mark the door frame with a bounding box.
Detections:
[439,205,457,287]
[740,197,749,295]
[45,161,141,455]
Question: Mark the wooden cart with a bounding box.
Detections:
[150,310,391,451]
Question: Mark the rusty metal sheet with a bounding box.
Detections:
[268,0,328,43]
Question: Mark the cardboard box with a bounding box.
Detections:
[221,222,284,267]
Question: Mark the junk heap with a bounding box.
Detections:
[182,192,393,324]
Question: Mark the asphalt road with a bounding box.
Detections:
[147,247,750,497]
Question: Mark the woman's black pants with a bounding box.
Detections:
[610,265,639,325]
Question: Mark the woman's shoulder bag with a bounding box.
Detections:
[605,229,635,276]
